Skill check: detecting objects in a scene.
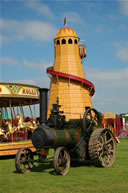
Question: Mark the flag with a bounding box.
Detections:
[64,17,67,25]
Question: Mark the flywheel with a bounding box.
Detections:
[88,128,116,167]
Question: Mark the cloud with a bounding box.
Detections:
[13,76,50,88]
[95,26,103,33]
[23,60,39,69]
[1,57,20,66]
[86,67,128,88]
[12,79,37,86]
[107,14,119,20]
[26,0,54,18]
[116,47,128,63]
[120,0,128,16]
[35,76,50,88]
[0,35,9,43]
[106,41,128,48]
[23,59,52,71]
[85,66,128,113]
[93,91,128,114]
[1,56,52,73]
[0,19,57,43]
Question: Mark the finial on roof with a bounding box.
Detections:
[64,16,67,27]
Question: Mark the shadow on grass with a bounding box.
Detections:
[14,160,57,175]
[13,159,95,175]
[32,161,53,173]
[71,160,94,168]
[32,160,95,173]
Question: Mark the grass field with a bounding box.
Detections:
[0,139,128,193]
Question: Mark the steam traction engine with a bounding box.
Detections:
[15,88,117,175]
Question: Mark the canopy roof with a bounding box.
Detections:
[0,82,40,107]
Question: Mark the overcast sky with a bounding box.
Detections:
[0,0,128,114]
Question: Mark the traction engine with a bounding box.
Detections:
[15,88,117,175]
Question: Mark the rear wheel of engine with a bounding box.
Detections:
[88,128,116,167]
[53,147,70,175]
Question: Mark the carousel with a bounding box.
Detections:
[0,82,40,156]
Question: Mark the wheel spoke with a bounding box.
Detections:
[63,151,67,159]
[106,137,113,144]
[99,136,104,144]
[108,149,114,154]
[19,158,25,164]
[59,151,63,159]
[90,111,92,120]
[104,131,108,143]
[99,151,104,158]
[56,159,60,168]
[93,115,98,123]
[23,150,27,159]
[87,123,93,132]
[97,145,103,152]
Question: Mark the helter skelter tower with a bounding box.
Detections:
[47,27,95,120]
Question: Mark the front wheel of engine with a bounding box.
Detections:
[53,147,70,175]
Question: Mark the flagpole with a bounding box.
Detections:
[64,16,67,27]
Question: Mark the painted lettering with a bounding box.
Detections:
[22,88,36,96]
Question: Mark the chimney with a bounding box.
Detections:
[39,88,49,125]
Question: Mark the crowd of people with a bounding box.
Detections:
[0,115,39,142]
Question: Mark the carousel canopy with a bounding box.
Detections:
[0,82,40,107]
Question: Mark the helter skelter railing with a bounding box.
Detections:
[47,66,95,96]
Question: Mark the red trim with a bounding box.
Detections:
[47,67,95,96]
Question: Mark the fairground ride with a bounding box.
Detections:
[0,82,40,156]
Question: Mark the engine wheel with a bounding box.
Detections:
[15,147,34,174]
[82,108,101,135]
[88,128,116,167]
[53,147,70,175]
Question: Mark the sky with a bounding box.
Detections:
[0,0,128,115]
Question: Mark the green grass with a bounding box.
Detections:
[0,140,128,193]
